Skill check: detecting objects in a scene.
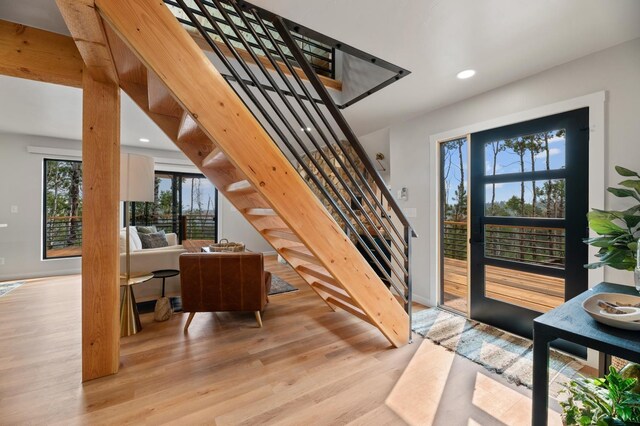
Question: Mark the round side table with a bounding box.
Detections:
[120,273,153,337]
[151,269,180,297]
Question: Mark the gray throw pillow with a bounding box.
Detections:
[136,225,158,234]
[139,230,169,249]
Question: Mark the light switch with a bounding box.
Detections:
[10,205,18,214]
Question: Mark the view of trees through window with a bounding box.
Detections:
[130,172,217,241]
[441,131,567,267]
[43,162,217,260]
[44,159,83,259]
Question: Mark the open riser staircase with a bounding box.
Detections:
[97,0,415,347]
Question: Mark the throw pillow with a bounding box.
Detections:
[139,230,169,249]
[136,225,158,234]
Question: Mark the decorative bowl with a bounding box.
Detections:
[582,292,640,331]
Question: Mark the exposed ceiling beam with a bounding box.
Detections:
[0,19,83,87]
[55,0,118,85]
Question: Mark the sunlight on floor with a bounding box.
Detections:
[386,340,563,425]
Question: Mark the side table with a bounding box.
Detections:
[151,269,180,297]
[532,282,640,425]
[120,273,153,337]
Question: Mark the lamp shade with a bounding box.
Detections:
[120,153,155,202]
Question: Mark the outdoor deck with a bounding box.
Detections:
[443,257,565,314]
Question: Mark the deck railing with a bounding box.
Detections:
[443,221,565,267]
[45,214,217,252]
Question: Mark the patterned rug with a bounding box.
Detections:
[412,308,584,392]
[269,274,298,295]
[0,281,24,297]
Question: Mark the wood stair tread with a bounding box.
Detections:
[325,296,373,326]
[263,228,301,243]
[178,112,212,146]
[147,70,183,118]
[311,281,353,304]
[282,246,321,266]
[244,208,276,216]
[201,147,233,169]
[296,264,338,287]
[225,180,255,194]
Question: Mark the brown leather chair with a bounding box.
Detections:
[179,252,272,331]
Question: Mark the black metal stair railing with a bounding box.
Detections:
[166,0,415,330]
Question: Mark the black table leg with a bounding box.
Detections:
[532,325,554,426]
[598,352,612,376]
[161,277,166,298]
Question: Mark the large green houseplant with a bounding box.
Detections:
[585,166,640,271]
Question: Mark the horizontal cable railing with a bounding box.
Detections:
[45,214,217,253]
[166,0,414,324]
[443,221,565,267]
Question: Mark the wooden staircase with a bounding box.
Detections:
[95,0,409,347]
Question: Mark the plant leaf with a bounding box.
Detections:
[616,166,640,178]
[608,187,640,202]
[589,217,626,235]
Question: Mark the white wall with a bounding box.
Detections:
[389,37,640,305]
[0,133,270,281]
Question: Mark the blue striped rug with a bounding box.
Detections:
[0,281,24,297]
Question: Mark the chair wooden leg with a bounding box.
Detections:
[254,311,263,328]
[184,312,196,332]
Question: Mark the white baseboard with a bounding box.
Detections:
[412,294,434,308]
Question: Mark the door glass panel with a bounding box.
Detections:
[484,179,565,218]
[484,265,565,313]
[440,137,468,313]
[484,225,565,267]
[181,176,217,240]
[484,129,566,175]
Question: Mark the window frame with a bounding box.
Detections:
[42,157,83,260]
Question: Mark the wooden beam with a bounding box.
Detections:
[81,66,120,381]
[56,0,117,84]
[97,0,408,347]
[188,30,342,92]
[0,19,83,87]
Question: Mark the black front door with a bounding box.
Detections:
[469,108,589,353]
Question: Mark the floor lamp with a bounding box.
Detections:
[120,153,155,282]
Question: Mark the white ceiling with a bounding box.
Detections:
[0,0,639,147]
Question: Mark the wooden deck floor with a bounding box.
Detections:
[443,257,565,314]
[0,255,565,424]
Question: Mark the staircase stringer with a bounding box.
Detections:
[98,0,409,347]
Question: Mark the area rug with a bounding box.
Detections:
[0,281,24,297]
[412,308,584,391]
[268,274,298,295]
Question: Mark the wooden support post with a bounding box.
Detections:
[81,66,120,381]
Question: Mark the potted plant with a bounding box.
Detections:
[560,366,640,425]
[585,166,640,288]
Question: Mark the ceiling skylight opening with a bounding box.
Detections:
[456,69,476,79]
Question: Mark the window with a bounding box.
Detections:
[129,172,218,241]
[43,159,83,259]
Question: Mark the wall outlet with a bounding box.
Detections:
[10,205,18,214]
[0,258,5,265]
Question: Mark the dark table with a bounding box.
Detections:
[532,282,640,425]
[151,269,180,297]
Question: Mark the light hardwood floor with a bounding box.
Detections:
[0,256,561,424]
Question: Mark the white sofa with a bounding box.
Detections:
[119,227,187,301]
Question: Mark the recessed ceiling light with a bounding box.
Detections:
[139,138,150,143]
[301,127,312,132]
[456,69,476,79]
